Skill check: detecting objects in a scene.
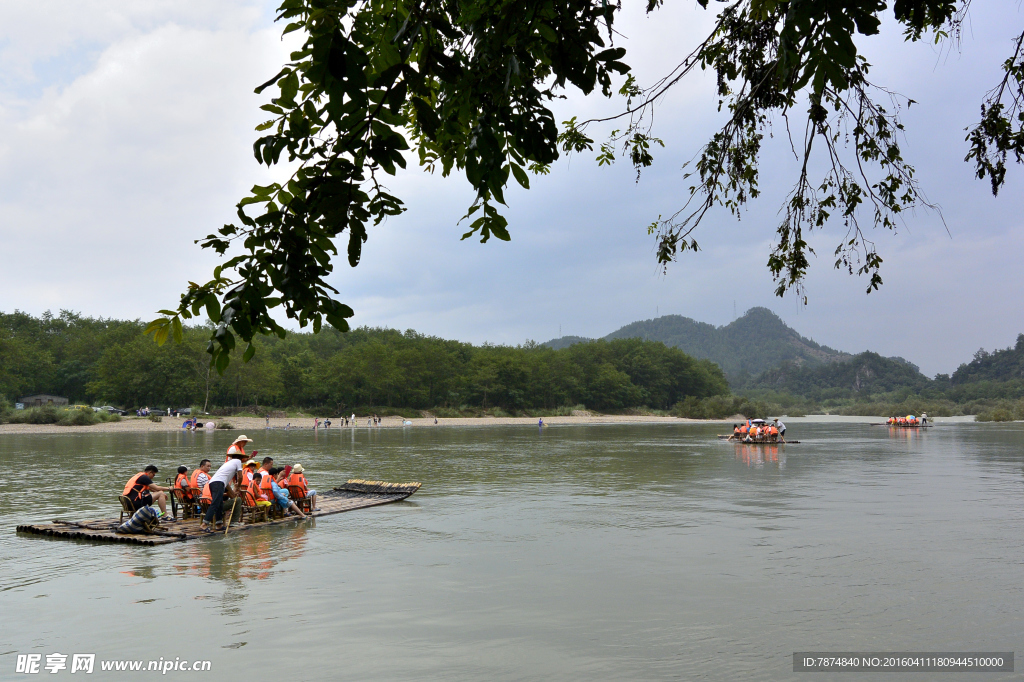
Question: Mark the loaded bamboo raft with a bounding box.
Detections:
[717,435,800,443]
[16,480,421,547]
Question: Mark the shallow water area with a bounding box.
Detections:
[1,421,1022,680]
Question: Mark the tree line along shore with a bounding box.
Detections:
[1,311,1023,424]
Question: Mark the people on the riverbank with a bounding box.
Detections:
[123,465,171,518]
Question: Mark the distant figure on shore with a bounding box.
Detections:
[434,417,438,425]
[538,418,544,427]
[265,415,270,429]
[314,417,319,430]
[351,413,355,425]
[324,419,331,429]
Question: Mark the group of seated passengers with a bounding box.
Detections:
[123,435,317,531]
[887,415,926,426]
[729,422,782,442]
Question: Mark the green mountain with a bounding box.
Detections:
[951,335,1024,383]
[545,307,850,380]
[748,351,931,400]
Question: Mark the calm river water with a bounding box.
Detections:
[1,420,1022,680]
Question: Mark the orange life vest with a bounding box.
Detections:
[259,471,275,497]
[225,443,246,462]
[242,469,255,485]
[247,479,266,503]
[200,483,212,502]
[175,473,192,500]
[739,425,748,434]
[288,473,308,498]
[123,472,149,497]
[190,469,208,489]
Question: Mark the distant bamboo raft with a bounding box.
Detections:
[717,435,800,443]
[15,480,421,546]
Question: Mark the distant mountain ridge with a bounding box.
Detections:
[544,307,852,379]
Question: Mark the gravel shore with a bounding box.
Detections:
[0,414,723,435]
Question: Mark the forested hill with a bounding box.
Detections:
[0,310,728,413]
[546,308,850,379]
[747,352,931,401]
[951,335,1024,383]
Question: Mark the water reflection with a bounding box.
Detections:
[733,443,786,468]
[169,524,310,583]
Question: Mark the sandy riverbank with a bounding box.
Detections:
[0,414,723,435]
[0,413,975,435]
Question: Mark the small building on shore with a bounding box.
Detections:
[17,394,68,408]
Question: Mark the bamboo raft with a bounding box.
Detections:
[717,435,800,443]
[15,480,420,547]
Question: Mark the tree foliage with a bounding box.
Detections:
[146,0,1022,369]
[3,311,728,412]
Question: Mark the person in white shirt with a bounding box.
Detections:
[199,452,249,531]
[773,418,786,442]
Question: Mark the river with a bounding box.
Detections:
[1,420,1021,680]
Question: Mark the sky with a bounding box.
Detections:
[0,1,1021,377]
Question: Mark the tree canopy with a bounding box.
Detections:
[3,311,728,413]
[146,0,1024,369]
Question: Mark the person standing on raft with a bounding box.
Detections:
[200,436,253,532]
[225,434,251,462]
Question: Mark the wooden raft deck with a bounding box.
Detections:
[16,480,421,547]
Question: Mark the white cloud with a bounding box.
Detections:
[0,1,1021,377]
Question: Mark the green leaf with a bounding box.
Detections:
[171,316,183,345]
[510,163,530,189]
[242,343,256,363]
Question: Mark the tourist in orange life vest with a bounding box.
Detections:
[246,473,272,509]
[730,424,741,441]
[225,434,253,462]
[190,459,211,494]
[174,466,192,501]
[287,464,318,511]
[257,456,275,483]
[242,459,259,486]
[123,465,171,518]
[198,452,250,532]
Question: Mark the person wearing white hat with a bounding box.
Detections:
[287,464,317,512]
[224,434,253,462]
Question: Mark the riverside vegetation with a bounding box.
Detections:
[0,311,728,420]
[2,310,1022,423]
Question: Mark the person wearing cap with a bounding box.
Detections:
[287,464,317,512]
[199,450,250,532]
[225,434,253,462]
